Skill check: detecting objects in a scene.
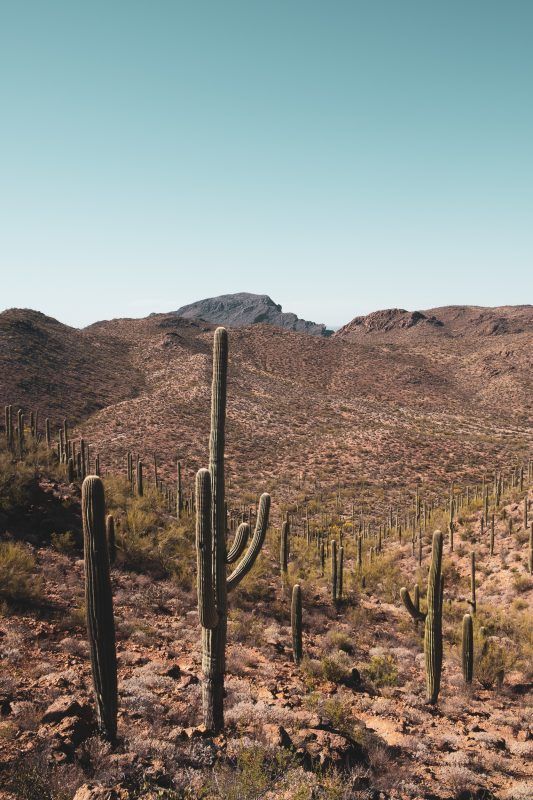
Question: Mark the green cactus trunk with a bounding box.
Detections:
[424,530,443,704]
[280,520,289,577]
[338,545,344,599]
[136,460,143,497]
[469,552,476,614]
[82,476,117,742]
[177,459,183,518]
[291,583,302,665]
[331,540,337,604]
[462,613,473,684]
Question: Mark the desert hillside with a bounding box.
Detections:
[0,304,531,505]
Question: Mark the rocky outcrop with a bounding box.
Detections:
[335,308,443,337]
[171,293,333,337]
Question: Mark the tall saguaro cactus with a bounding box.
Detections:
[82,476,118,742]
[196,327,271,733]
[424,531,444,704]
[400,530,443,704]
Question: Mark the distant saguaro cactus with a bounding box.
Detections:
[462,613,473,685]
[176,459,183,518]
[291,583,303,665]
[196,328,270,733]
[280,520,289,577]
[136,460,143,497]
[82,476,117,742]
[106,514,116,565]
[338,545,344,599]
[331,540,338,604]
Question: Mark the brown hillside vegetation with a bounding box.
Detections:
[0,305,531,506]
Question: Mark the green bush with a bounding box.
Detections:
[364,654,398,687]
[51,531,77,554]
[0,542,42,604]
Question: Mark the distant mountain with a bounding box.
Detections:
[172,293,333,337]
[334,305,533,340]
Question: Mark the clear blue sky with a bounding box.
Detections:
[1,1,532,328]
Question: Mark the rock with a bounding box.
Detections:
[263,724,292,749]
[184,724,210,738]
[73,785,118,800]
[51,714,92,750]
[165,663,182,679]
[291,727,368,770]
[41,696,90,724]
[142,759,172,787]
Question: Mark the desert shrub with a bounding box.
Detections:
[51,531,77,554]
[326,630,354,654]
[361,553,403,602]
[0,449,35,510]
[475,637,516,689]
[0,541,42,604]
[363,654,398,687]
[321,656,348,683]
[512,573,531,594]
[304,692,363,742]
[211,743,294,800]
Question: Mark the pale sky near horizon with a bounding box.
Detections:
[1,1,532,329]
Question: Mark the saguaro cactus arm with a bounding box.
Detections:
[227,493,270,592]
[196,469,219,629]
[400,587,426,622]
[226,522,250,564]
